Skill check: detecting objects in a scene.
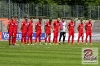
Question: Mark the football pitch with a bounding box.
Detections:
[0,41,100,66]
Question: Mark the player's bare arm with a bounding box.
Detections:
[44,24,46,32]
[35,24,37,32]
[52,22,54,31]
[67,24,69,31]
[58,24,60,32]
[77,25,79,31]
[85,24,86,30]
[7,23,9,31]
[20,23,23,31]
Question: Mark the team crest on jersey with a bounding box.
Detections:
[39,25,41,26]
[48,24,50,26]
[31,23,33,26]
[88,24,91,26]
[71,24,74,26]
[26,24,27,25]
[16,24,17,25]
[81,26,83,28]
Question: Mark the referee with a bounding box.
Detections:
[59,18,67,44]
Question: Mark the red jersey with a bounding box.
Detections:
[8,20,14,31]
[68,21,75,31]
[35,22,41,32]
[53,21,60,31]
[85,22,92,31]
[27,21,33,32]
[78,23,84,33]
[13,21,18,31]
[21,20,28,32]
[45,22,51,32]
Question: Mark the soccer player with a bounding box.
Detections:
[77,20,84,45]
[59,18,67,44]
[7,16,14,45]
[27,17,33,45]
[52,18,60,45]
[35,18,42,44]
[85,19,92,45]
[44,19,52,45]
[12,16,18,45]
[67,18,75,45]
[21,17,28,44]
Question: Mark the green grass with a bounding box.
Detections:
[0,41,100,66]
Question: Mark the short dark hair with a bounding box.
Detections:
[14,16,18,18]
[11,16,14,18]
[89,18,91,19]
[30,17,33,19]
[49,19,52,22]
[39,18,42,20]
[24,16,28,18]
[80,19,83,21]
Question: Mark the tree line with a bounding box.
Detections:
[10,0,100,6]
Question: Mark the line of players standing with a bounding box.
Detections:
[7,16,92,45]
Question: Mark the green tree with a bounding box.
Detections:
[85,0,100,6]
[10,0,100,6]
[11,0,55,4]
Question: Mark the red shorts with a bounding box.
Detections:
[28,31,33,37]
[86,31,92,36]
[54,31,58,37]
[78,32,84,37]
[36,31,41,37]
[22,31,27,37]
[46,31,51,35]
[68,30,74,36]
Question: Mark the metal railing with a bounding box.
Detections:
[0,1,100,19]
[0,21,3,32]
